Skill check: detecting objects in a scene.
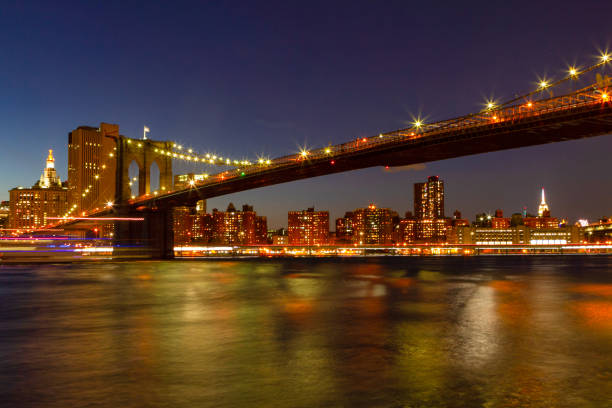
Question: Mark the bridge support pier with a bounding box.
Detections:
[113,206,174,259]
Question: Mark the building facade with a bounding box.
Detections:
[211,203,267,245]
[173,207,194,245]
[351,204,395,245]
[414,176,444,219]
[413,176,447,241]
[288,207,329,246]
[335,211,354,243]
[450,225,579,245]
[67,123,118,214]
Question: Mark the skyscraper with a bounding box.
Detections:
[413,183,427,219]
[414,176,446,241]
[538,188,549,217]
[68,123,118,214]
[414,176,444,219]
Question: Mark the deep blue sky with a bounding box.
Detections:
[1,1,611,228]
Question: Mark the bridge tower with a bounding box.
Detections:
[115,136,173,203]
[111,136,176,258]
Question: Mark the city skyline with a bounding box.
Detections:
[1,2,612,227]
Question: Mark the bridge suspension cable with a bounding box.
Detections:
[159,144,254,167]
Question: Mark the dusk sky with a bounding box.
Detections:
[1,1,612,228]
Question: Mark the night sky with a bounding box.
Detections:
[1,1,612,228]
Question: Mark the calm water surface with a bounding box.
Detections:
[1,256,611,407]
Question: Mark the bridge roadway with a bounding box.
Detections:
[132,88,612,209]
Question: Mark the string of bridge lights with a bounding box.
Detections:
[403,52,611,133]
[130,139,256,167]
[483,52,610,112]
[60,147,119,220]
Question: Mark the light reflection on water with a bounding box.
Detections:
[1,256,611,407]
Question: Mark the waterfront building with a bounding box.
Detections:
[451,210,470,227]
[67,123,118,214]
[351,204,395,245]
[256,216,269,244]
[288,207,329,246]
[491,209,511,229]
[580,218,612,243]
[528,227,579,245]
[414,176,444,219]
[445,210,469,243]
[415,218,449,242]
[273,235,289,245]
[9,150,69,230]
[414,176,447,241]
[524,216,559,229]
[452,226,528,245]
[450,225,579,245]
[335,212,354,243]
[0,201,9,235]
[396,218,416,243]
[211,203,267,245]
[192,213,214,243]
[173,207,194,245]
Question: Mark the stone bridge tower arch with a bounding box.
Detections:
[116,136,173,203]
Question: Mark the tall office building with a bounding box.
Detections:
[288,207,329,246]
[68,123,118,214]
[538,188,549,217]
[9,150,68,230]
[414,176,444,219]
[525,189,558,228]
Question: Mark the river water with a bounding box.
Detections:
[1,256,611,407]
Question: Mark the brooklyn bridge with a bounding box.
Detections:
[46,55,612,258]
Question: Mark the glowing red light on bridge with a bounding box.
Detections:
[330,160,335,165]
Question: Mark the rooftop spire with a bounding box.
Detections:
[39,149,61,188]
[538,188,549,217]
[46,149,55,169]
